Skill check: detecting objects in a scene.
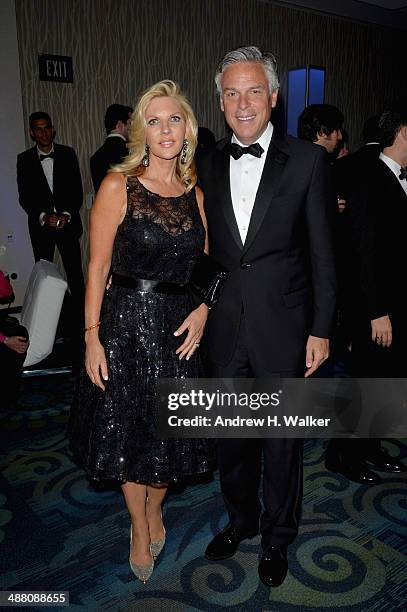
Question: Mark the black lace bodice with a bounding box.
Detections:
[69,174,214,483]
[111,176,205,284]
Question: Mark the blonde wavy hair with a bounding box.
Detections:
[111,80,197,192]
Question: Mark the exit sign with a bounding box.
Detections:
[38,54,73,83]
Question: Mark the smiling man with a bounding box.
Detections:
[197,46,337,588]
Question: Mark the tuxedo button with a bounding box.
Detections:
[240,263,251,269]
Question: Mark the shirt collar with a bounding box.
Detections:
[380,152,404,178]
[231,122,274,153]
[106,133,126,141]
[37,144,54,157]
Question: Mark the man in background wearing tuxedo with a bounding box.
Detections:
[198,46,336,588]
[297,104,378,484]
[348,107,407,475]
[334,115,381,198]
[323,115,386,485]
[90,103,133,193]
[17,111,84,336]
[297,104,344,158]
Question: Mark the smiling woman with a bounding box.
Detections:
[112,80,198,193]
[68,80,214,584]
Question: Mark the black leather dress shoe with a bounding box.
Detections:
[258,545,288,587]
[325,455,382,485]
[205,525,256,561]
[364,449,406,473]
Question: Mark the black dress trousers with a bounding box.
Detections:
[206,313,303,550]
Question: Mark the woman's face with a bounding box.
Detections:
[144,96,188,161]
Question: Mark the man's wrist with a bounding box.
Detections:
[0,333,8,344]
[39,212,46,225]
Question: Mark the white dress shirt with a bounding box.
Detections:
[106,133,126,141]
[37,145,71,225]
[230,122,274,243]
[38,145,54,193]
[379,152,407,197]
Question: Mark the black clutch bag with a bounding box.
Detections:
[190,253,228,309]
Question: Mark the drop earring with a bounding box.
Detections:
[142,145,150,167]
[180,140,188,165]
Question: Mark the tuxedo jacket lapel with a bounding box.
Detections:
[242,137,289,255]
[52,145,61,200]
[216,141,244,250]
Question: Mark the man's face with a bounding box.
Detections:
[316,129,342,154]
[30,118,55,150]
[395,125,407,165]
[117,113,132,140]
[220,62,277,145]
[124,114,132,140]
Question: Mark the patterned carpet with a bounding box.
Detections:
[0,376,406,611]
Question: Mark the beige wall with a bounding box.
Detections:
[14,0,406,268]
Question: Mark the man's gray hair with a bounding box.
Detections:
[215,46,280,95]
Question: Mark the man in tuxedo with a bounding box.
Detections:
[348,107,407,475]
[90,104,133,193]
[334,115,381,198]
[17,111,84,335]
[298,104,345,216]
[323,115,386,484]
[197,46,336,587]
[298,104,344,157]
[297,104,377,484]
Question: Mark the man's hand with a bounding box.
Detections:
[56,213,70,229]
[4,335,29,354]
[337,197,346,213]
[304,335,329,377]
[43,213,69,229]
[44,213,59,228]
[371,315,392,347]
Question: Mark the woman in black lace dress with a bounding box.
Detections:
[69,81,214,582]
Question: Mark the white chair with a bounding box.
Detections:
[15,260,68,368]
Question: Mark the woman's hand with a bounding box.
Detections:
[174,303,208,360]
[85,335,108,390]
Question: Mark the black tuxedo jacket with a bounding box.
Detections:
[90,136,128,192]
[354,158,407,321]
[334,144,380,198]
[17,143,83,237]
[197,134,337,371]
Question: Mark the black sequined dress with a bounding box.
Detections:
[69,176,214,483]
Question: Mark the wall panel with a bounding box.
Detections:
[15,0,406,267]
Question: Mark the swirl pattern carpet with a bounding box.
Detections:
[0,376,406,611]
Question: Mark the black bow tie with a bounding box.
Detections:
[229,142,264,160]
[39,152,54,161]
[399,167,407,180]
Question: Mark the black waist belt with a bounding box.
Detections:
[111,273,188,295]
